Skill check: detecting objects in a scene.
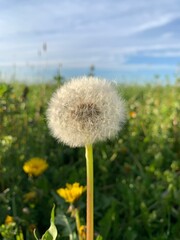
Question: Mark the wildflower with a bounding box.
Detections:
[79,225,86,239]
[57,183,86,203]
[23,158,48,177]
[5,215,14,225]
[23,191,37,202]
[129,111,137,118]
[46,76,126,147]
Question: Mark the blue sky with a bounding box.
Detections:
[0,0,180,82]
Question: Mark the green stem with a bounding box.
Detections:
[85,144,94,240]
[74,208,83,240]
[16,229,24,240]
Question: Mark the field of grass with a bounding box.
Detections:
[0,80,179,240]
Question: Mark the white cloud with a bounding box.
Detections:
[0,0,180,71]
[131,14,180,34]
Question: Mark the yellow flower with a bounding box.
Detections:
[5,215,14,225]
[57,183,86,203]
[79,225,86,239]
[23,158,48,177]
[23,191,37,202]
[129,111,137,118]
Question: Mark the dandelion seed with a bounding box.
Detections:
[46,76,126,147]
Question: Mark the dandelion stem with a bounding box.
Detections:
[85,144,94,240]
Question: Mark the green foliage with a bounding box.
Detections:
[55,212,74,239]
[53,72,64,85]
[0,81,180,239]
[96,235,103,240]
[34,205,57,240]
[0,222,18,239]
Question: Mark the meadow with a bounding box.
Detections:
[0,80,179,240]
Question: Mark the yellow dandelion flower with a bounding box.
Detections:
[23,158,48,177]
[79,225,86,239]
[5,215,14,224]
[129,111,137,118]
[57,183,86,203]
[23,191,37,202]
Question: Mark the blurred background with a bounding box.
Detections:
[0,0,180,84]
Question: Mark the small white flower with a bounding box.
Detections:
[46,76,126,147]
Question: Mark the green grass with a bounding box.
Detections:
[0,81,179,240]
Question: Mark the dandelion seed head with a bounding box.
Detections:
[47,76,126,147]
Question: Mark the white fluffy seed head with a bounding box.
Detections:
[46,76,126,147]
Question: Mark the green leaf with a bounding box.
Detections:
[0,84,8,96]
[55,213,74,239]
[96,235,103,240]
[34,205,58,240]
